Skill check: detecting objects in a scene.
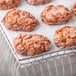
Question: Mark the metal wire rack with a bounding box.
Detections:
[0,26,76,76]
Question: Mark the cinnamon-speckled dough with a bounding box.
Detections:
[26,0,52,5]
[13,34,51,56]
[54,26,76,48]
[2,9,38,32]
[71,2,76,15]
[41,5,72,25]
[0,0,20,10]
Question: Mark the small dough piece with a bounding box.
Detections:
[41,5,72,25]
[0,0,20,10]
[13,34,51,56]
[71,2,76,15]
[2,9,38,32]
[54,26,76,48]
[26,0,52,5]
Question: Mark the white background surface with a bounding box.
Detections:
[0,0,76,60]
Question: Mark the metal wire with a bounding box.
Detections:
[68,56,72,75]
[46,59,52,76]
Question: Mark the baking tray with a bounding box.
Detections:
[0,0,76,64]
